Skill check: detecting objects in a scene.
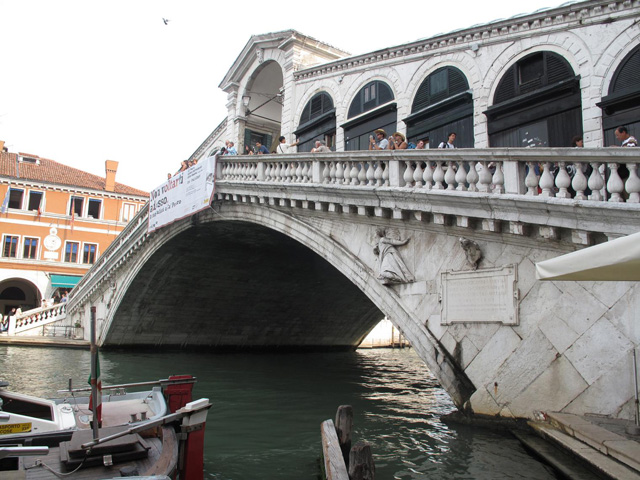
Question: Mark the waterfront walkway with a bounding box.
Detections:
[523,412,640,479]
[0,334,89,348]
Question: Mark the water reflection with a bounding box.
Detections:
[0,346,555,479]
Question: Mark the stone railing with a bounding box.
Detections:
[10,303,67,335]
[217,148,640,203]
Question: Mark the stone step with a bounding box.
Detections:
[513,431,608,479]
[529,423,640,480]
[547,412,640,473]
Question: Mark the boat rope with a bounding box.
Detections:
[24,453,88,477]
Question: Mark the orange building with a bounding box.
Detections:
[0,141,148,314]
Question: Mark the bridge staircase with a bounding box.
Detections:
[2,303,81,338]
[518,412,640,479]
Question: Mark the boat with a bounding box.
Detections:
[0,376,195,440]
[0,376,211,479]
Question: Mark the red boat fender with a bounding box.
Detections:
[178,398,211,480]
[164,375,194,413]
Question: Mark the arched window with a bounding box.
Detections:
[485,51,581,147]
[343,81,396,151]
[598,45,640,146]
[347,81,394,118]
[404,66,473,148]
[294,92,336,152]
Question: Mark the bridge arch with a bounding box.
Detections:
[89,204,474,407]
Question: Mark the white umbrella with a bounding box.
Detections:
[535,231,640,282]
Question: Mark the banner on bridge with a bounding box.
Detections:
[147,155,216,233]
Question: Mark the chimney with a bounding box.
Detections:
[105,160,119,192]
[0,141,5,152]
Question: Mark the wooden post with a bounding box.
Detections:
[335,405,353,466]
[349,441,375,480]
[321,419,349,480]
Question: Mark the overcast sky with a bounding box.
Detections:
[0,0,564,193]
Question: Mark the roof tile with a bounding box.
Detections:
[0,151,148,197]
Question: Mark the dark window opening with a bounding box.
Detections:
[348,81,394,118]
[519,52,544,85]
[2,236,19,257]
[28,191,43,211]
[0,287,26,301]
[23,238,38,259]
[8,189,24,209]
[83,244,97,264]
[87,199,101,219]
[64,242,79,263]
[69,196,84,217]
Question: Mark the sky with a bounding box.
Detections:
[0,0,565,193]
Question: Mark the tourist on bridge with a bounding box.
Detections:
[614,126,638,147]
[276,136,299,154]
[388,132,408,150]
[311,140,331,153]
[438,132,456,149]
[225,141,238,155]
[369,129,388,150]
[416,137,429,149]
[255,141,270,155]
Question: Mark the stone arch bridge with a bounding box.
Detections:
[67,148,640,420]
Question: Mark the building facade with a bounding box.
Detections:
[189,0,640,158]
[0,142,147,314]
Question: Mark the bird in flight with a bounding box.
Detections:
[162,18,170,25]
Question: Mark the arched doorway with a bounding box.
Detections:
[598,44,640,145]
[404,66,474,148]
[294,92,336,152]
[343,81,396,151]
[0,278,41,314]
[242,61,284,154]
[484,51,582,147]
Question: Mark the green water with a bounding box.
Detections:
[0,345,556,479]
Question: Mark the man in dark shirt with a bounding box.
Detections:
[255,141,270,154]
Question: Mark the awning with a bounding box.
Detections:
[535,232,640,282]
[50,274,83,288]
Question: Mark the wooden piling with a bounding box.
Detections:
[348,441,375,480]
[321,419,349,480]
[335,405,353,465]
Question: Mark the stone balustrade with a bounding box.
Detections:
[217,148,640,203]
[10,303,67,335]
[68,148,640,316]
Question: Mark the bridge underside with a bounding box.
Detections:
[104,220,382,350]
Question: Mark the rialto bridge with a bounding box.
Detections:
[60,149,640,422]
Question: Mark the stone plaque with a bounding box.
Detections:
[441,264,518,325]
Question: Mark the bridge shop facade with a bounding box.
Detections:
[191,0,640,157]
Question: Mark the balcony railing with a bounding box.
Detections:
[216,148,640,203]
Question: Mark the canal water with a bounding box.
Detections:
[0,345,557,479]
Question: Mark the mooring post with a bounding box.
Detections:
[335,405,353,466]
[348,441,375,480]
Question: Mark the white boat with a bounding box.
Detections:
[0,376,210,479]
[0,377,192,441]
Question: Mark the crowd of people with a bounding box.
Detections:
[165,125,635,179]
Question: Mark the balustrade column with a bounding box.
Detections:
[626,164,640,203]
[607,163,624,202]
[455,161,467,191]
[555,162,571,198]
[588,162,604,201]
[539,162,555,197]
[467,161,479,192]
[572,163,588,200]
